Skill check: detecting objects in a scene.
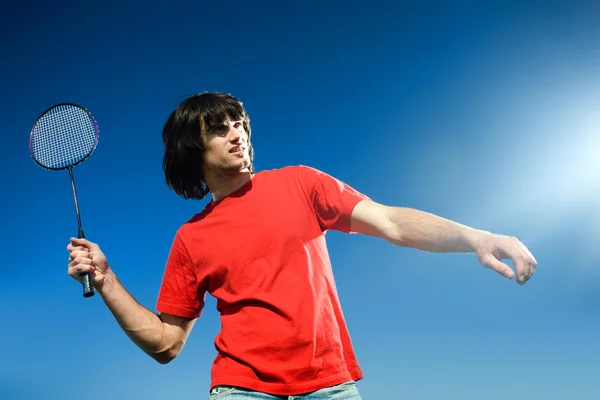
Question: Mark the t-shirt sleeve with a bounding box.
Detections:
[156,232,206,319]
[300,165,371,233]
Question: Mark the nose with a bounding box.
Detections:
[227,122,244,143]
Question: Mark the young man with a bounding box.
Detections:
[67,92,537,400]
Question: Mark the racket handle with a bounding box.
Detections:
[81,272,95,297]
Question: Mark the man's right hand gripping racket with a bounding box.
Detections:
[29,103,100,298]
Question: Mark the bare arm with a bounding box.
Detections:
[98,272,196,363]
[350,200,537,284]
[67,238,196,364]
[350,201,487,252]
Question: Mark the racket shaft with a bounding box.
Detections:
[69,167,95,298]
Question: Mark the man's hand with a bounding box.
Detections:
[67,237,111,290]
[475,234,537,285]
[66,237,196,363]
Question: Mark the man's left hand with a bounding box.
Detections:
[475,234,537,285]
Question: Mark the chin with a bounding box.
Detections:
[223,159,251,174]
[237,156,252,170]
[238,162,251,173]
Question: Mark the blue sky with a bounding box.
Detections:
[2,1,600,399]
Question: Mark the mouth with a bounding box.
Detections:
[229,146,245,155]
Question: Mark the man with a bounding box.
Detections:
[67,92,537,400]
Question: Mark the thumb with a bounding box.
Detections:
[479,252,514,279]
[70,237,98,251]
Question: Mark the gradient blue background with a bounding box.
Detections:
[2,1,599,399]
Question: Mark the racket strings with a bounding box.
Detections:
[31,105,97,169]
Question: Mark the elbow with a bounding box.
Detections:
[383,225,407,247]
[150,347,180,365]
[153,354,174,365]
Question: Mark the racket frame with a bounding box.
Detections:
[29,103,99,171]
[29,103,100,298]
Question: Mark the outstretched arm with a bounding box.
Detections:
[67,238,196,363]
[349,200,537,285]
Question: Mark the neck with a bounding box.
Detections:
[205,170,253,202]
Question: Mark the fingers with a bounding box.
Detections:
[513,253,537,285]
[502,237,537,285]
[68,237,99,251]
[479,252,514,279]
[517,239,537,264]
[68,262,96,282]
[67,246,95,282]
[68,247,92,263]
[517,239,537,278]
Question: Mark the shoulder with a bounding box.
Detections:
[253,165,335,192]
[172,203,214,240]
[259,165,342,191]
[258,164,324,180]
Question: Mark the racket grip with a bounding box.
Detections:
[81,272,95,297]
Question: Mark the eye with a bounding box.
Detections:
[208,125,228,137]
[233,121,243,129]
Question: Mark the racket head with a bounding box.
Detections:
[29,103,99,170]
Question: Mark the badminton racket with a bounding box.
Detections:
[29,103,100,298]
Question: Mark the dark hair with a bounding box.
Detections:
[162,92,254,200]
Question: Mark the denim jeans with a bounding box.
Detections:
[208,381,362,400]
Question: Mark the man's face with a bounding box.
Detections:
[202,117,251,176]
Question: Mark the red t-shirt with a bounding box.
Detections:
[156,165,369,395]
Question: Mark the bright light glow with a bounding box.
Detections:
[477,79,600,261]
